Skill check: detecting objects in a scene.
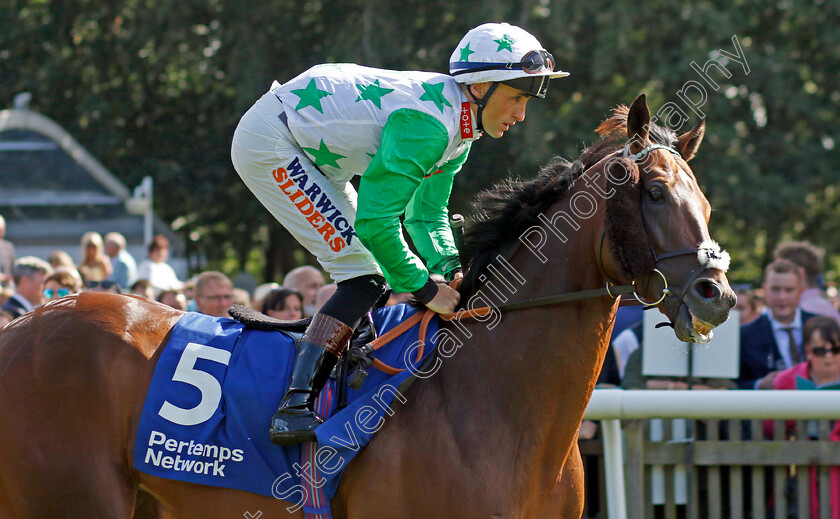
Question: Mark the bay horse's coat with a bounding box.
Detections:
[0,95,734,518]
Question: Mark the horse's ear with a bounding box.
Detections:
[626,93,651,154]
[676,119,706,162]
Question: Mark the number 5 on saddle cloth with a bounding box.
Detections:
[133,302,439,504]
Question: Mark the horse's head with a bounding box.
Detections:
[600,94,736,343]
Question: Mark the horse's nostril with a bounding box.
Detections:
[694,280,720,300]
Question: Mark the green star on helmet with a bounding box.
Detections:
[291,78,332,113]
[355,80,394,110]
[493,35,514,52]
[303,139,346,169]
[419,82,452,113]
[458,42,475,61]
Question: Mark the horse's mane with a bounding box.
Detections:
[457,105,677,299]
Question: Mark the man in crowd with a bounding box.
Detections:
[773,240,840,324]
[104,232,138,291]
[1,256,52,320]
[737,258,817,389]
[282,265,325,317]
[194,271,234,318]
[0,214,16,287]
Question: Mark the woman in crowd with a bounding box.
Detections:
[48,249,77,272]
[260,288,304,321]
[43,270,84,301]
[136,234,182,295]
[774,316,840,391]
[157,289,187,310]
[769,316,840,518]
[77,232,112,283]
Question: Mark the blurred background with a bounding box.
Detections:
[1,0,838,288]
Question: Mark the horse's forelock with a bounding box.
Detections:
[595,105,630,137]
[595,104,677,149]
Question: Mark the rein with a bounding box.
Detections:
[366,281,639,376]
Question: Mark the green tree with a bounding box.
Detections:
[3,0,838,287]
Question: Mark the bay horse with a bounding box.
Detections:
[0,94,734,518]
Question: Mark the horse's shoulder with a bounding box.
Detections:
[55,292,182,358]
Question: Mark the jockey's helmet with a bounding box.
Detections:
[449,22,569,99]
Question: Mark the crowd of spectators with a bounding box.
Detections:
[2,222,839,392]
[3,227,839,397]
[2,227,839,385]
[3,221,840,514]
[0,226,412,331]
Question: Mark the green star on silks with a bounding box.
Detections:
[291,78,332,113]
[458,42,475,61]
[419,82,452,113]
[355,80,394,109]
[302,139,346,169]
[494,35,514,52]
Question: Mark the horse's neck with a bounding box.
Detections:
[432,188,618,472]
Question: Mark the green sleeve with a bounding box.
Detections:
[355,109,451,293]
[404,147,470,277]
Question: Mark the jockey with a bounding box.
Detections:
[230,22,569,446]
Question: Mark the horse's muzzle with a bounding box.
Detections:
[668,273,736,343]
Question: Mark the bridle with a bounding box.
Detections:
[598,143,728,315]
[480,143,727,317]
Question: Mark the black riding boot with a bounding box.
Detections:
[269,313,353,445]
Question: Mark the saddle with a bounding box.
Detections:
[228,304,310,333]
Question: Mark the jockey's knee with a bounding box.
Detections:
[319,274,387,329]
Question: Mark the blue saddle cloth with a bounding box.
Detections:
[133,303,438,503]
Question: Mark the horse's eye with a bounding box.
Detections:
[648,188,664,202]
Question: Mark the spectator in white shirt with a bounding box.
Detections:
[137,234,182,296]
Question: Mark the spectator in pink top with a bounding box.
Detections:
[768,316,840,519]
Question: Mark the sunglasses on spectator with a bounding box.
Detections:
[199,294,233,302]
[811,345,840,357]
[43,288,70,298]
[86,280,117,290]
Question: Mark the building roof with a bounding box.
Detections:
[0,105,184,264]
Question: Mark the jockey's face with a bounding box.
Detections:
[470,82,530,139]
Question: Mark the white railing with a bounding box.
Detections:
[583,390,840,519]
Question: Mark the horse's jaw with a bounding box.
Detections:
[671,303,716,344]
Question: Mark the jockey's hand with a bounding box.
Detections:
[425,283,460,314]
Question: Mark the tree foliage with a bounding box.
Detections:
[2,0,838,285]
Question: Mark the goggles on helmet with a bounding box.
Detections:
[502,75,550,98]
[450,50,556,77]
